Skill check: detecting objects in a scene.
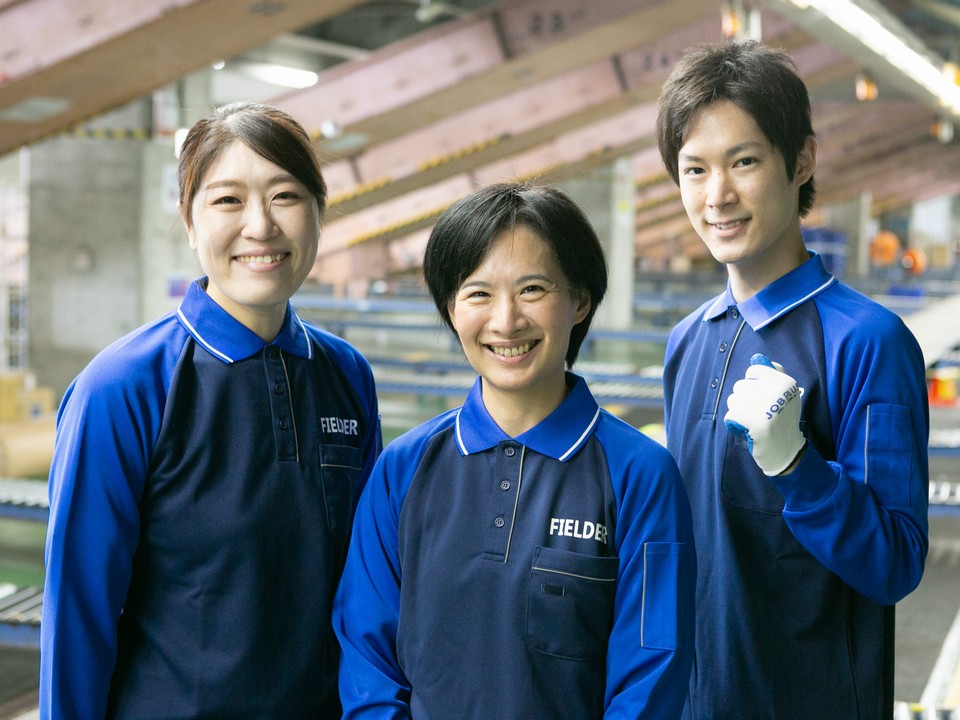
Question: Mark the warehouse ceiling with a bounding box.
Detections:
[3,0,960,274]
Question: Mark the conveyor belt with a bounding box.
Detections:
[0,585,41,649]
[0,479,47,522]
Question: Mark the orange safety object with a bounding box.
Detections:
[901,247,928,275]
[869,230,900,267]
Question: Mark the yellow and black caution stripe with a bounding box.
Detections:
[61,127,151,141]
[417,133,509,173]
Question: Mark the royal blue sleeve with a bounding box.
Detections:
[334,430,427,719]
[599,419,696,719]
[771,301,929,606]
[40,329,174,720]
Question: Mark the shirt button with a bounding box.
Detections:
[267,348,278,358]
[731,308,740,319]
[504,447,516,457]
[719,342,728,352]
[500,480,511,491]
[710,378,719,388]
[494,516,505,528]
[274,383,285,394]
[278,419,289,430]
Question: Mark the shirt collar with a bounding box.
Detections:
[175,278,313,364]
[702,252,836,331]
[454,373,601,462]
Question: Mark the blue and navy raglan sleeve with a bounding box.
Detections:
[40,325,178,720]
[333,421,441,719]
[598,417,696,719]
[772,296,929,606]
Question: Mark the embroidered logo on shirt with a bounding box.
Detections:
[320,416,359,436]
[549,517,608,545]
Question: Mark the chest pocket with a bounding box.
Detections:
[319,444,362,544]
[720,425,787,514]
[526,546,618,662]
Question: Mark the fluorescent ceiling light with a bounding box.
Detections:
[243,62,318,89]
[794,0,960,114]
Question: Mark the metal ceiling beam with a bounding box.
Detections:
[275,0,718,158]
[319,10,807,217]
[0,0,369,156]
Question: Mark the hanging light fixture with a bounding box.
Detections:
[855,72,879,101]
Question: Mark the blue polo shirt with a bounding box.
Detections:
[664,254,928,720]
[41,279,382,719]
[334,373,696,719]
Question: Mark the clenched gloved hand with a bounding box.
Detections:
[723,354,806,476]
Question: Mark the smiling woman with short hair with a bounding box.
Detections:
[334,181,696,720]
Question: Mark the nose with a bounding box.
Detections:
[488,294,527,334]
[242,202,278,240]
[706,170,735,210]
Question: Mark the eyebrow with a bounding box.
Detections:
[679,140,765,163]
[203,174,299,192]
[458,273,555,290]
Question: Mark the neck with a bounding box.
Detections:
[481,378,569,438]
[728,246,810,303]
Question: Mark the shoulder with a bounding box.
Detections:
[68,312,187,402]
[366,409,459,502]
[816,282,911,336]
[814,282,922,361]
[595,411,680,476]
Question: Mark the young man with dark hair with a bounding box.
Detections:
[656,40,929,719]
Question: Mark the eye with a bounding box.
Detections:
[734,156,757,168]
[680,165,704,177]
[456,287,490,302]
[274,189,305,202]
[211,194,241,205]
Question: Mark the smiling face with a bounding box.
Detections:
[184,140,320,339]
[449,225,590,430]
[678,100,816,300]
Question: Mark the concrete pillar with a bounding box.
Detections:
[909,195,954,272]
[27,101,151,396]
[818,191,873,278]
[558,158,636,331]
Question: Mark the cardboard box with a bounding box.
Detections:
[0,372,29,423]
[19,387,54,419]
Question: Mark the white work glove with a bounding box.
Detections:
[723,354,806,476]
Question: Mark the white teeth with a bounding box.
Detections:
[237,253,287,264]
[491,342,534,357]
[713,220,743,230]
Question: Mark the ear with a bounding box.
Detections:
[178,201,198,251]
[447,300,457,333]
[794,135,817,186]
[573,290,591,324]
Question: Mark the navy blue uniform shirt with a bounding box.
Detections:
[665,254,928,720]
[335,373,696,719]
[41,279,382,719]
